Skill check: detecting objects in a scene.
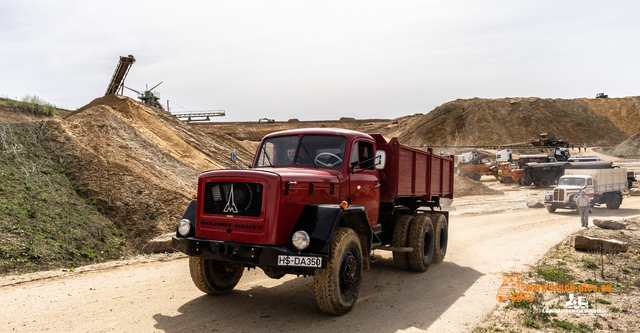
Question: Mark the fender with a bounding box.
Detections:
[176,199,197,237]
[291,204,372,269]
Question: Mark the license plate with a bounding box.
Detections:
[277,255,322,268]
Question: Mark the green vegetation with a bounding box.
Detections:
[581,258,599,269]
[609,306,620,313]
[1,94,57,116]
[536,266,574,285]
[0,122,134,274]
[552,320,593,332]
[596,298,611,304]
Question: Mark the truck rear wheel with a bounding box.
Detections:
[392,214,414,270]
[431,214,448,263]
[314,228,362,315]
[407,214,435,272]
[606,193,622,209]
[189,257,244,295]
[472,172,482,181]
[539,178,551,188]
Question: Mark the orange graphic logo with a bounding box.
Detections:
[496,271,535,302]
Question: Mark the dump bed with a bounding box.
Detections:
[371,135,454,202]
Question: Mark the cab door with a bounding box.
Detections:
[348,140,380,226]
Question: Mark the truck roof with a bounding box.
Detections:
[262,128,376,141]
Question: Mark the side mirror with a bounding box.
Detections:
[231,149,237,164]
[374,150,386,170]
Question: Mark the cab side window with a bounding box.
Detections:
[350,141,375,169]
[587,179,592,186]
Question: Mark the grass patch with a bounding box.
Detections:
[2,95,57,116]
[552,320,593,332]
[0,122,134,274]
[596,298,611,304]
[581,258,599,269]
[537,266,574,285]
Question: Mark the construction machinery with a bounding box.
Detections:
[125,82,165,110]
[105,55,136,96]
[455,151,492,181]
[531,132,568,147]
[173,110,226,122]
[259,118,275,123]
[596,92,609,99]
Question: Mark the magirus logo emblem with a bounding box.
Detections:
[223,183,239,213]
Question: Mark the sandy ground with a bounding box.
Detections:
[2,177,639,333]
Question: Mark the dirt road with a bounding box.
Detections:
[2,183,640,332]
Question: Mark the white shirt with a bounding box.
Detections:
[576,195,590,207]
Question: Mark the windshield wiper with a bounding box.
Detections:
[264,151,274,167]
[302,146,318,169]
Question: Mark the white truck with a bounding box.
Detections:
[544,167,627,213]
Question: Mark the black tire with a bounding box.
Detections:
[461,173,470,178]
[539,178,551,188]
[407,214,435,272]
[472,172,482,181]
[546,205,556,213]
[628,180,633,189]
[392,215,414,270]
[189,257,244,295]
[314,228,363,315]
[610,193,622,209]
[431,214,448,263]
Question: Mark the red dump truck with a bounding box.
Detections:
[172,128,454,315]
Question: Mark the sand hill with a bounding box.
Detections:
[397,97,640,147]
[53,95,257,245]
[608,131,640,158]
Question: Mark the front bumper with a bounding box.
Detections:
[172,236,328,269]
[544,201,577,209]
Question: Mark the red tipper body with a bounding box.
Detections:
[371,134,454,203]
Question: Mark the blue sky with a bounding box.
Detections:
[1,0,639,121]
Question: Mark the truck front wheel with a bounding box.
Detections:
[189,257,244,295]
[431,214,448,263]
[472,172,482,181]
[546,205,556,213]
[408,214,435,272]
[314,228,362,315]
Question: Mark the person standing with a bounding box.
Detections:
[576,191,591,228]
[584,143,587,152]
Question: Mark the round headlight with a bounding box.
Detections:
[292,230,310,250]
[178,219,191,237]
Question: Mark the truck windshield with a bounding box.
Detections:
[559,177,585,186]
[255,135,348,169]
